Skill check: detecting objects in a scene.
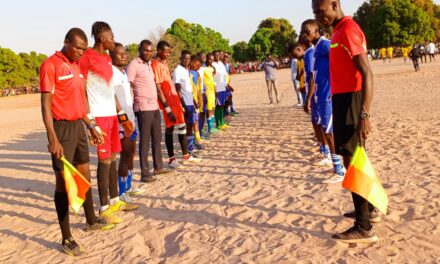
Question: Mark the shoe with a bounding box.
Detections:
[109,200,138,213]
[332,225,378,244]
[231,111,239,115]
[343,208,381,223]
[317,157,332,166]
[168,158,182,169]
[195,142,204,151]
[84,217,116,231]
[223,123,231,128]
[323,174,345,184]
[120,193,133,203]
[126,185,145,196]
[140,175,157,183]
[201,134,210,140]
[182,154,202,163]
[209,128,221,134]
[153,168,171,176]
[218,125,227,131]
[100,209,123,224]
[62,238,85,256]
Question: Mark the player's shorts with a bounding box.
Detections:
[51,119,90,171]
[201,93,207,113]
[317,99,333,134]
[332,91,362,157]
[311,99,319,125]
[206,91,215,111]
[216,91,228,106]
[95,116,122,160]
[226,87,233,97]
[184,105,198,126]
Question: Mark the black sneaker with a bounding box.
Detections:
[153,168,171,176]
[332,225,378,244]
[84,217,116,231]
[62,237,85,256]
[343,208,381,223]
[141,175,157,183]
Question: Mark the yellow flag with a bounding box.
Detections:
[60,157,91,214]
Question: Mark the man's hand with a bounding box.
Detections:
[48,139,64,159]
[304,99,311,113]
[89,127,105,145]
[167,111,177,123]
[358,118,372,146]
[122,120,135,138]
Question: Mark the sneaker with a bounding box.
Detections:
[182,154,202,163]
[323,174,345,184]
[209,128,221,134]
[126,185,145,196]
[195,142,204,151]
[168,158,182,169]
[109,200,138,213]
[62,238,85,256]
[120,193,133,203]
[231,111,239,115]
[343,208,381,223]
[201,134,210,140]
[100,209,123,224]
[153,168,171,176]
[332,225,378,244]
[84,217,116,231]
[317,157,332,166]
[218,125,227,131]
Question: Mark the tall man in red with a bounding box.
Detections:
[40,28,114,256]
[313,0,379,244]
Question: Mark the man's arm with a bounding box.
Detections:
[41,93,63,159]
[304,73,315,113]
[353,52,374,145]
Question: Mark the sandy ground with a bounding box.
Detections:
[0,59,439,263]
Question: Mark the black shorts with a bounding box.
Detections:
[332,91,362,157]
[51,120,90,171]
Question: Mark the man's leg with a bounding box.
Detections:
[293,81,302,106]
[118,137,131,196]
[272,80,280,103]
[151,110,164,171]
[136,111,152,179]
[266,80,273,103]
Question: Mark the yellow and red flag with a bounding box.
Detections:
[342,146,388,214]
[60,157,91,214]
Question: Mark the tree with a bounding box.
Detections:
[231,41,251,62]
[248,28,274,60]
[166,19,232,55]
[354,0,435,48]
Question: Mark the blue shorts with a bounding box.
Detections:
[226,86,233,97]
[317,100,333,134]
[311,99,319,125]
[216,91,228,106]
[185,105,198,126]
[202,93,207,113]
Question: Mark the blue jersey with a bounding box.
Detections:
[304,46,315,86]
[313,37,331,104]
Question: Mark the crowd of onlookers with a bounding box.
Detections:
[0,86,40,97]
[229,57,290,74]
[368,42,440,61]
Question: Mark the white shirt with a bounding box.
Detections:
[173,64,193,106]
[212,61,227,92]
[87,69,117,118]
[198,67,205,93]
[290,58,298,82]
[112,66,135,131]
[428,43,436,54]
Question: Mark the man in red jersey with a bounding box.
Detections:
[40,28,114,256]
[312,0,380,244]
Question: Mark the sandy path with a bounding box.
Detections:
[0,59,439,263]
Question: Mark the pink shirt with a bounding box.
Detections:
[126,57,159,112]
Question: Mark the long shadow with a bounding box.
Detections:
[143,195,340,221]
[0,195,53,213]
[0,175,52,198]
[0,229,60,252]
[0,209,53,225]
[0,161,51,175]
[0,130,48,154]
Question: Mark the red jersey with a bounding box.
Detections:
[39,51,86,120]
[330,16,367,94]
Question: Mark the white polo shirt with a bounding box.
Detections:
[173,64,194,106]
[212,61,227,92]
[112,66,135,130]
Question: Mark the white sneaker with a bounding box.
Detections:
[323,174,345,184]
[317,157,332,166]
[127,185,145,196]
[168,158,182,169]
[183,155,202,163]
[120,193,133,203]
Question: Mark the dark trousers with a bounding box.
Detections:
[135,110,163,178]
[352,193,375,230]
[412,58,420,71]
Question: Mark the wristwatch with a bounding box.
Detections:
[87,120,96,129]
[360,111,371,120]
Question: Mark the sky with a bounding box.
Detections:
[0,0,438,55]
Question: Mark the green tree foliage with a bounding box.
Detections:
[241,18,297,61]
[167,18,232,54]
[0,47,46,88]
[354,0,437,48]
[231,41,251,62]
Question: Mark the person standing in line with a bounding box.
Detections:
[313,0,380,243]
[126,40,171,183]
[289,45,303,107]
